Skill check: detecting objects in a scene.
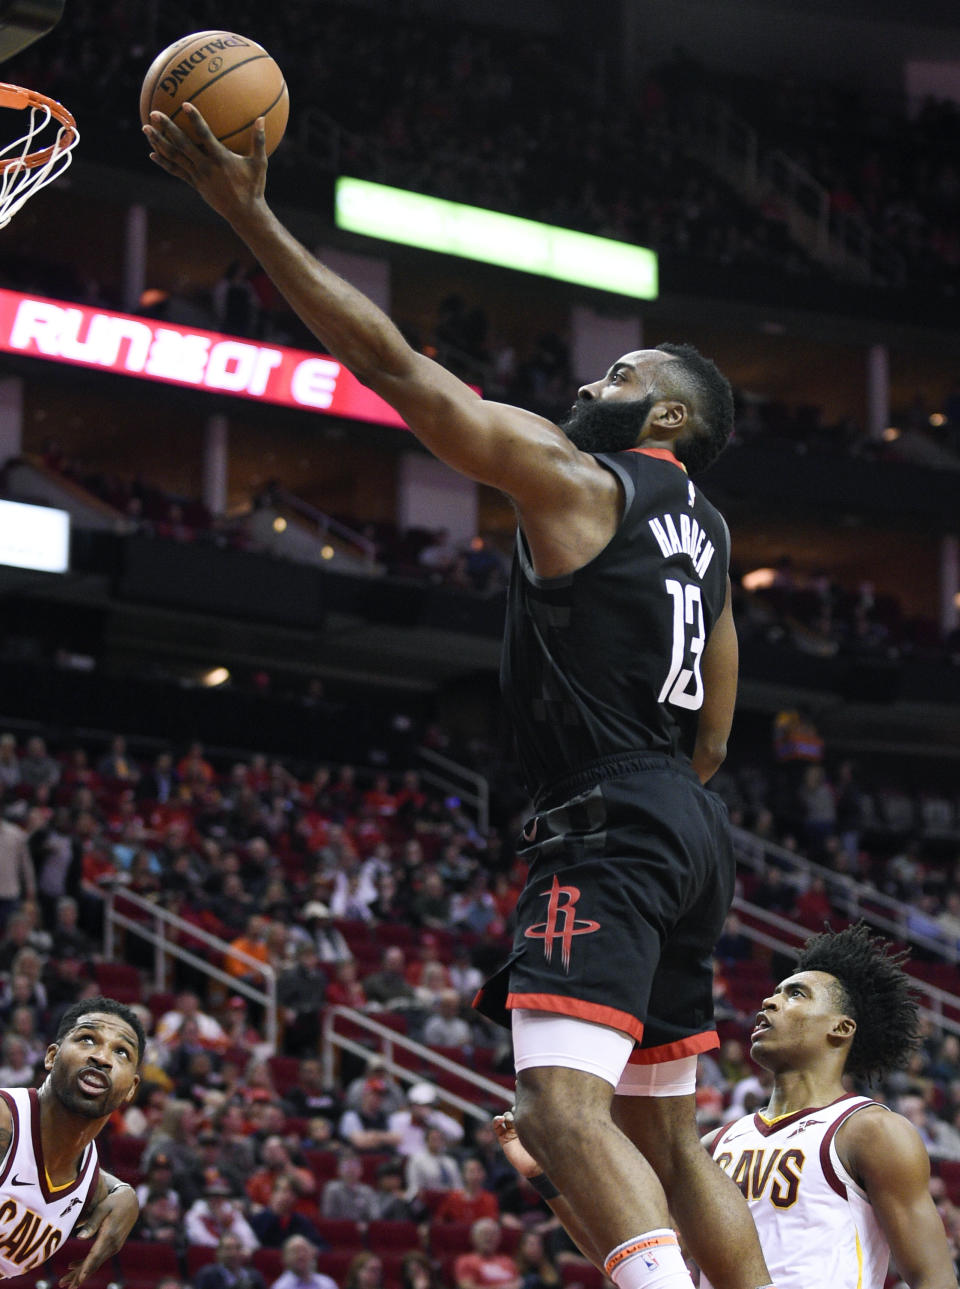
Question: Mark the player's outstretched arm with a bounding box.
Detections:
[841,1108,959,1289]
[60,1171,138,1289]
[142,106,587,512]
[492,1111,602,1267]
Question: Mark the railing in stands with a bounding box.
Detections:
[322,1005,512,1123]
[103,886,279,1050]
[681,93,905,286]
[731,895,960,1036]
[732,824,960,966]
[417,745,489,836]
[261,485,380,566]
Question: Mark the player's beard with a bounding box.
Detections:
[48,1062,122,1119]
[559,394,655,454]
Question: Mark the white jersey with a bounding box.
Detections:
[0,1087,100,1277]
[702,1094,889,1289]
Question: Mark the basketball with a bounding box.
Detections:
[140,30,289,157]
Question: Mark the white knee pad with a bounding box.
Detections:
[614,1054,698,1097]
[512,1008,635,1088]
[511,1009,698,1097]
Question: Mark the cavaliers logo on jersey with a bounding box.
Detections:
[0,1198,63,1269]
[713,1147,805,1208]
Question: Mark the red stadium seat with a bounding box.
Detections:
[428,1221,472,1255]
[418,1188,450,1217]
[93,961,143,1003]
[561,1261,605,1289]
[304,1148,340,1183]
[315,1251,356,1282]
[146,991,177,1020]
[313,1218,365,1250]
[267,1055,302,1094]
[118,1239,180,1288]
[253,1248,284,1282]
[499,1226,521,1254]
[377,1011,408,1036]
[186,1244,218,1279]
[106,1132,146,1182]
[359,1152,393,1185]
[367,1220,420,1251]
[935,1159,960,1203]
[380,1252,409,1289]
[42,1238,119,1289]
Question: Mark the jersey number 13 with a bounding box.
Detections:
[658,579,705,711]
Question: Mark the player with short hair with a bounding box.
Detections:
[0,995,144,1286]
[497,925,958,1289]
[145,107,774,1289]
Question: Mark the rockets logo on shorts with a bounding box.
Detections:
[524,876,600,970]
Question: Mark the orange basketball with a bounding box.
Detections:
[140,30,289,157]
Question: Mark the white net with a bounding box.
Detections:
[0,85,78,229]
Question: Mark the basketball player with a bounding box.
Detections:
[495,925,959,1289]
[0,996,144,1286]
[145,107,775,1289]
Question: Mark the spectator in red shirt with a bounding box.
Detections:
[245,1135,317,1214]
[793,874,833,928]
[404,934,450,988]
[326,959,367,1009]
[329,764,360,815]
[61,747,101,791]
[178,741,216,787]
[453,1219,521,1289]
[394,771,427,821]
[363,773,397,818]
[434,1157,500,1224]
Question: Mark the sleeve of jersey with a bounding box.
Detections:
[594,454,638,526]
[718,513,732,574]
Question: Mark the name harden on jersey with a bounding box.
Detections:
[0,1197,63,1269]
[648,512,716,580]
[714,1147,805,1208]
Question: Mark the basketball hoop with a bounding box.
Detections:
[0,82,78,228]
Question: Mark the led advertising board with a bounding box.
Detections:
[0,288,408,427]
[335,177,659,300]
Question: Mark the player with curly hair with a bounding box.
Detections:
[789,921,920,1082]
[496,923,957,1289]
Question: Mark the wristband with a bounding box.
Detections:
[528,1172,560,1200]
[106,1182,135,1196]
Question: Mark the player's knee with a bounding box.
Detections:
[614,1097,703,1187]
[514,1067,610,1167]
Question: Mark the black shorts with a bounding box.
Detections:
[474,753,735,1063]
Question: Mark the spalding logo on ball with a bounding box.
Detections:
[140,30,289,156]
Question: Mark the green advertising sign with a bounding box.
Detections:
[335,177,658,300]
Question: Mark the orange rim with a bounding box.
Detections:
[0,81,77,172]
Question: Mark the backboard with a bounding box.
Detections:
[0,0,64,63]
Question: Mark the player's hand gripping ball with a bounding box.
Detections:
[140,30,289,156]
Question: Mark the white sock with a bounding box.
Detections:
[604,1230,693,1289]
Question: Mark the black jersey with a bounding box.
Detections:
[500,448,731,800]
